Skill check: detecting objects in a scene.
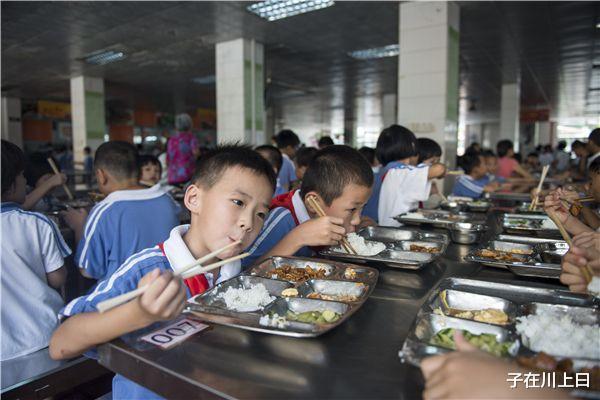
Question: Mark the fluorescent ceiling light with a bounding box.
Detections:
[596,22,600,28]
[192,75,216,85]
[348,44,399,60]
[84,50,126,65]
[247,0,334,21]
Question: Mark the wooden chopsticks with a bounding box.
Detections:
[529,165,549,211]
[96,241,246,313]
[445,170,465,176]
[306,195,357,255]
[47,157,74,200]
[546,210,593,283]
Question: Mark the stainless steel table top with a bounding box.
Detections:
[97,212,566,399]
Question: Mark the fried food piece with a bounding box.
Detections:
[409,244,439,253]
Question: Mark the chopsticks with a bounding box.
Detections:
[47,157,74,200]
[560,196,595,204]
[96,241,246,313]
[306,195,357,255]
[529,165,549,211]
[446,170,465,176]
[546,210,593,283]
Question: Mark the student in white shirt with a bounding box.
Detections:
[376,125,446,226]
[1,140,70,361]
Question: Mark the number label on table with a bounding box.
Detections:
[141,318,209,349]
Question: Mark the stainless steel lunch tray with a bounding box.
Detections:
[318,227,447,270]
[465,201,491,213]
[395,210,482,228]
[502,214,561,237]
[429,289,518,325]
[399,278,599,366]
[495,234,564,245]
[185,256,378,337]
[515,202,546,215]
[534,242,570,264]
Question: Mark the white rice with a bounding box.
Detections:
[216,283,274,312]
[516,314,600,359]
[588,276,600,296]
[336,232,386,256]
[541,219,558,230]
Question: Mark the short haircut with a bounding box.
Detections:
[481,149,497,159]
[358,146,376,165]
[1,140,25,195]
[191,144,276,192]
[496,140,514,158]
[557,141,567,151]
[589,128,600,147]
[417,138,442,164]
[300,145,373,206]
[84,146,91,154]
[274,129,300,149]
[590,157,600,175]
[138,154,162,175]
[376,125,417,166]
[175,113,193,132]
[572,140,586,149]
[94,141,139,180]
[25,152,54,187]
[255,145,283,173]
[317,136,334,148]
[295,146,318,168]
[459,154,482,175]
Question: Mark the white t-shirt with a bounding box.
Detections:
[1,203,71,361]
[378,164,431,227]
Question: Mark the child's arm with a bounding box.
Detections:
[50,269,186,360]
[544,190,594,236]
[47,267,67,290]
[427,163,446,180]
[258,216,346,262]
[580,207,600,230]
[22,173,67,210]
[512,163,534,180]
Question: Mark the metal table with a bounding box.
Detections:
[97,212,565,399]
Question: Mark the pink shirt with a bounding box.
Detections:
[167,131,199,184]
[497,156,518,179]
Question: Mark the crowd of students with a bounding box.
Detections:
[1,123,599,399]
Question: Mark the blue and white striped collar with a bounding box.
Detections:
[100,183,167,204]
[0,202,22,213]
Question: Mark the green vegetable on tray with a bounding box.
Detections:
[286,310,341,324]
[430,328,513,357]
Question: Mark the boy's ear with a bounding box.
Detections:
[303,190,325,213]
[95,169,108,186]
[184,184,204,214]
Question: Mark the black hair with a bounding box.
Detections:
[417,138,442,163]
[138,154,162,175]
[527,152,539,158]
[300,145,373,206]
[557,141,567,151]
[459,154,483,175]
[481,149,496,158]
[94,141,139,180]
[84,146,91,154]
[1,140,25,195]
[513,153,522,163]
[496,140,514,158]
[274,129,300,149]
[572,140,586,149]
[589,128,600,147]
[191,144,276,192]
[358,146,376,166]
[295,146,318,168]
[317,136,334,148]
[24,152,54,187]
[375,125,417,166]
[590,157,600,175]
[255,145,283,173]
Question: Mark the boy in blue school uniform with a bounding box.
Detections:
[50,145,276,399]
[1,140,71,362]
[62,141,180,281]
[453,154,501,198]
[243,145,374,267]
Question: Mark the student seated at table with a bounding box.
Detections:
[359,146,381,220]
[544,158,600,236]
[20,152,68,211]
[50,145,276,399]
[452,154,501,199]
[256,145,285,196]
[62,141,180,281]
[293,146,318,183]
[496,139,534,181]
[1,140,71,362]
[274,129,300,192]
[242,145,374,267]
[138,154,162,187]
[377,125,446,226]
[417,138,445,209]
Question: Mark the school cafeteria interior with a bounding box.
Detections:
[1,1,600,399]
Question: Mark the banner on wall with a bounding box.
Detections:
[37,100,71,119]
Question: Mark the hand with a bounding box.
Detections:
[573,231,600,253]
[295,216,346,247]
[41,173,67,189]
[560,246,590,293]
[543,190,569,224]
[358,215,377,229]
[530,187,541,201]
[60,207,88,232]
[135,269,186,324]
